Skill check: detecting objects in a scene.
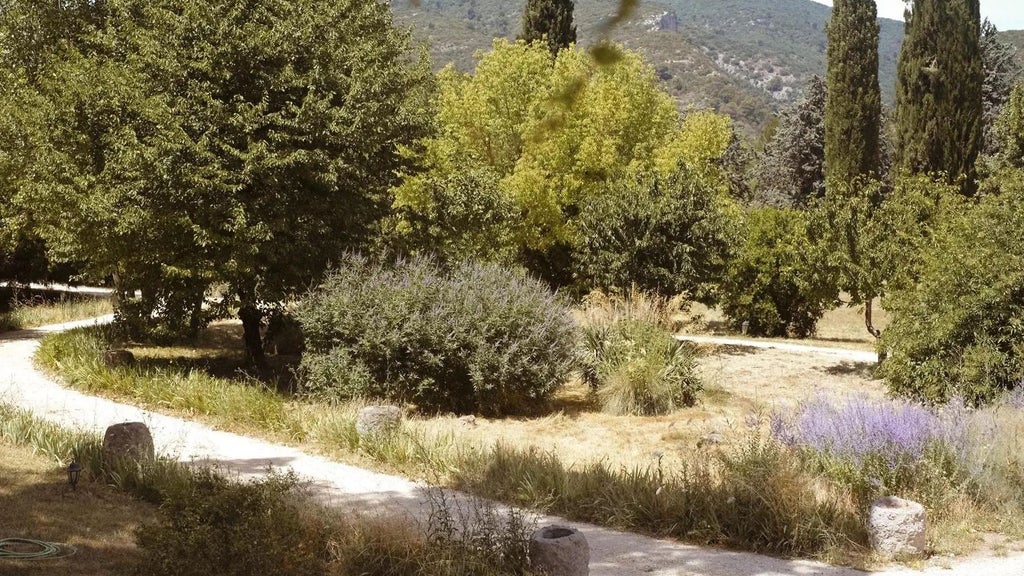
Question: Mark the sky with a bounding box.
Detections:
[808,0,1024,31]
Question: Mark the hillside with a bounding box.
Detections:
[390,1,1021,137]
[1001,30,1024,67]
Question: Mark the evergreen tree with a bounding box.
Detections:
[757,76,826,209]
[894,0,983,195]
[980,19,1022,157]
[825,0,881,185]
[519,0,576,55]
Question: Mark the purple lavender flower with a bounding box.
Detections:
[772,394,969,471]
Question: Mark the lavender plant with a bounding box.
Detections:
[772,394,970,507]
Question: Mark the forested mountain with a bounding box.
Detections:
[388,0,908,135]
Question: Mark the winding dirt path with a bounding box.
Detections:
[1,318,1021,576]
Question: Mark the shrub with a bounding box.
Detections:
[718,207,834,337]
[879,177,1024,404]
[578,291,702,415]
[572,165,738,299]
[772,394,970,508]
[297,256,577,416]
[134,471,329,576]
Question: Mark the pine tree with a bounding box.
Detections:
[894,0,983,195]
[825,0,881,186]
[519,0,576,55]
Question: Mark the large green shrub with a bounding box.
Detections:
[297,256,577,416]
[719,208,834,337]
[880,175,1024,404]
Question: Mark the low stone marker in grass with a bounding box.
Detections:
[355,405,403,440]
[102,349,135,368]
[867,496,927,556]
[103,422,154,466]
[529,525,589,576]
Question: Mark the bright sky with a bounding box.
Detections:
[808,0,1024,31]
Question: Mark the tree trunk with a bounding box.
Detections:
[238,301,267,370]
[865,299,882,339]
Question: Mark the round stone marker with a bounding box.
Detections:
[529,525,589,576]
[355,405,403,439]
[868,496,927,556]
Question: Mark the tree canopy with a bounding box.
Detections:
[2,0,433,358]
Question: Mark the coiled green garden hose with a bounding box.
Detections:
[0,538,76,560]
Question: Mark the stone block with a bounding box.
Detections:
[868,496,927,556]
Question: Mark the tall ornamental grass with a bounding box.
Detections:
[577,290,703,415]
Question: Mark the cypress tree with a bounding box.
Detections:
[519,0,576,55]
[894,0,983,195]
[825,0,881,186]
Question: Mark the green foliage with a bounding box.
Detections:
[811,175,958,311]
[297,256,577,416]
[824,0,881,186]
[997,82,1024,169]
[894,0,983,195]
[572,164,739,299]
[393,40,683,264]
[719,208,834,338]
[757,77,826,208]
[981,20,1022,159]
[134,472,328,576]
[880,174,1024,404]
[519,0,576,55]
[4,0,433,348]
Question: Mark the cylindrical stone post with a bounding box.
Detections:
[867,496,927,556]
[529,525,589,576]
[355,405,403,440]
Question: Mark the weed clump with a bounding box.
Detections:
[298,256,577,416]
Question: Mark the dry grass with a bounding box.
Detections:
[0,441,153,576]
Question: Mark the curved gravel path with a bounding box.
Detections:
[1,318,1021,576]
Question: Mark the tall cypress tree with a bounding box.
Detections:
[519,0,576,55]
[894,0,983,195]
[825,0,881,186]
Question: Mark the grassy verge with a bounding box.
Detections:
[0,439,151,575]
[35,326,875,562]
[0,404,538,576]
[0,294,112,332]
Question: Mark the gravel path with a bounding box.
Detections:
[676,334,878,363]
[1,318,1021,576]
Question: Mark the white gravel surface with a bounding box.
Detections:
[1,317,1021,576]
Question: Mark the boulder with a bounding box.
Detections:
[102,349,135,368]
[867,496,927,556]
[102,422,154,466]
[355,405,403,439]
[529,525,589,576]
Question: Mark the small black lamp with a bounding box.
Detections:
[67,459,82,490]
